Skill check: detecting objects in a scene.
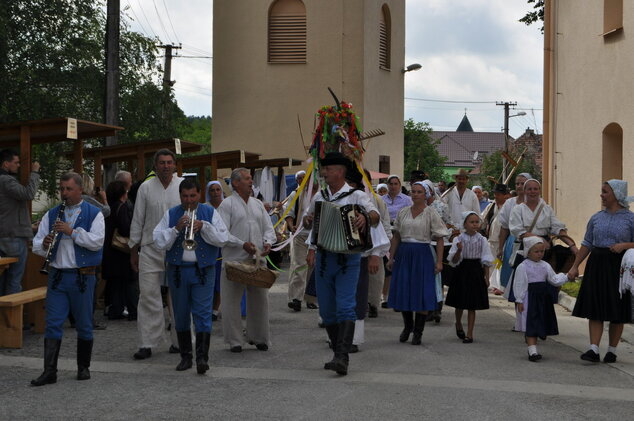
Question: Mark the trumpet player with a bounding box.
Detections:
[31,172,105,386]
[153,178,228,374]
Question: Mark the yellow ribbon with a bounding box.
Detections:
[355,160,379,202]
[272,163,314,229]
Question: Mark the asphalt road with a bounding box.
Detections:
[1,265,633,420]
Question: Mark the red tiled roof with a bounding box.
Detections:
[431,131,507,167]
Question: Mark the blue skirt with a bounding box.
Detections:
[500,235,515,288]
[388,242,437,312]
[526,281,558,338]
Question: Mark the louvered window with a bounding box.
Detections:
[268,0,306,64]
[379,5,391,70]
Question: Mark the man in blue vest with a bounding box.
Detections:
[153,178,228,374]
[31,172,105,386]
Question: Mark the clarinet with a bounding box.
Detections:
[40,201,66,275]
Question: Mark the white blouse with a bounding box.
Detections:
[512,259,567,304]
[447,232,494,267]
[497,196,520,230]
[509,199,566,238]
[394,206,449,243]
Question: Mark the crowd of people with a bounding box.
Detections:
[0,147,632,386]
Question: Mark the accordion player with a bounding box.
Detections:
[310,201,373,253]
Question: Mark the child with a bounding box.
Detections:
[513,237,567,361]
[445,211,494,343]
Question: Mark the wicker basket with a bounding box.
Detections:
[225,259,278,289]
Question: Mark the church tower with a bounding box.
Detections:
[212,0,406,176]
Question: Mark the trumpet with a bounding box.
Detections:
[182,208,198,251]
[40,201,66,275]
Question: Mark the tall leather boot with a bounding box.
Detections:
[399,311,414,343]
[195,332,211,374]
[323,324,339,370]
[31,338,62,386]
[176,331,193,371]
[77,338,93,380]
[411,313,426,345]
[333,320,355,376]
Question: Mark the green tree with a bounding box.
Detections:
[478,149,541,192]
[403,119,446,181]
[520,0,544,33]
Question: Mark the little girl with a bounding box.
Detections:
[513,237,567,361]
[445,211,494,343]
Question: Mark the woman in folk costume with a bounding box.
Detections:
[569,180,634,363]
[513,237,567,361]
[481,183,510,294]
[445,211,494,343]
[387,182,449,345]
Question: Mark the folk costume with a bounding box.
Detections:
[153,203,228,373]
[285,179,313,310]
[32,200,105,385]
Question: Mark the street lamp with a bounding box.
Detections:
[402,63,422,73]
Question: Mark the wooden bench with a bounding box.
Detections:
[0,286,47,348]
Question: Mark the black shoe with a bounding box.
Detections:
[211,313,218,322]
[195,332,211,374]
[603,351,617,363]
[411,313,426,345]
[306,302,318,309]
[462,337,473,344]
[456,325,466,340]
[368,304,378,318]
[433,311,441,324]
[176,331,193,371]
[318,320,325,328]
[93,321,107,330]
[349,344,359,353]
[400,311,414,343]
[528,353,540,362]
[324,324,339,370]
[580,349,600,363]
[255,343,269,351]
[333,321,355,376]
[31,338,61,387]
[76,338,93,380]
[288,299,301,312]
[133,347,152,360]
[230,346,242,353]
[381,301,388,309]
[168,344,180,354]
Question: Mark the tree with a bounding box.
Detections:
[403,119,447,182]
[478,149,541,192]
[519,0,545,33]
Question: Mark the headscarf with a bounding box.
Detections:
[412,181,431,199]
[295,170,306,180]
[517,172,533,180]
[422,180,436,198]
[387,174,401,183]
[460,210,480,230]
[376,183,388,193]
[205,180,224,205]
[521,236,545,257]
[523,178,541,191]
[472,185,483,193]
[606,179,634,209]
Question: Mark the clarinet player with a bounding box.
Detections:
[31,172,105,386]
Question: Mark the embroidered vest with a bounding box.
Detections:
[165,203,219,268]
[48,201,103,267]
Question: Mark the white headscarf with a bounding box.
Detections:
[376,183,388,193]
[412,181,431,199]
[460,210,480,230]
[606,179,634,209]
[387,174,401,183]
[517,172,533,180]
[422,179,436,198]
[472,185,483,193]
[295,170,306,180]
[521,236,544,257]
[205,180,224,205]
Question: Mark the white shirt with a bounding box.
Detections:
[498,196,520,230]
[152,205,229,262]
[444,187,480,230]
[129,175,183,248]
[509,199,566,238]
[217,194,277,261]
[447,232,494,267]
[513,259,567,304]
[33,201,105,269]
[394,206,449,243]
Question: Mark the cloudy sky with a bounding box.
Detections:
[124,0,542,138]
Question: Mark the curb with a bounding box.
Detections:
[557,291,576,312]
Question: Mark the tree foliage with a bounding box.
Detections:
[519,0,544,33]
[477,149,541,192]
[403,119,447,182]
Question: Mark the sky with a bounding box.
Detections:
[123,0,543,138]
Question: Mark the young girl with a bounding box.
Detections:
[445,211,494,343]
[513,237,567,361]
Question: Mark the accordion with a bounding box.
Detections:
[311,201,373,254]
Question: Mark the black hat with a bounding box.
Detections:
[321,152,351,168]
[493,183,508,194]
[410,170,427,182]
[345,164,363,187]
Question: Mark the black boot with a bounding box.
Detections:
[333,320,355,376]
[399,311,414,343]
[323,324,338,370]
[195,332,211,374]
[411,313,426,345]
[76,338,93,380]
[31,338,61,386]
[175,331,193,371]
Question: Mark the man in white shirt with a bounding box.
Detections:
[306,152,380,375]
[129,149,183,360]
[217,168,276,353]
[31,172,105,386]
[444,168,480,235]
[153,178,228,374]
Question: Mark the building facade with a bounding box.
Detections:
[212,0,406,176]
[543,0,633,242]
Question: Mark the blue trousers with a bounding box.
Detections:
[45,268,95,340]
[0,237,28,295]
[315,251,361,325]
[167,263,215,333]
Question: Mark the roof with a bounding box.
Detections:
[0,117,122,146]
[456,114,474,132]
[431,131,507,167]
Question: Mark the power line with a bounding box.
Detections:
[175,55,213,59]
[135,0,160,39]
[161,0,180,43]
[181,43,212,56]
[124,1,151,38]
[405,97,497,104]
[152,0,173,43]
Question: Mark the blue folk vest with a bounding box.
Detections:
[165,204,219,268]
[48,201,103,267]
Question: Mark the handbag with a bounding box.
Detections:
[111,203,131,253]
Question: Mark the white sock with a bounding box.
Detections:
[528,345,538,356]
[590,344,599,354]
[608,346,617,354]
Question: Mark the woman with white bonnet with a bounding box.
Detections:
[569,179,634,363]
[376,183,388,196]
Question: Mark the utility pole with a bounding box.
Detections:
[104,0,120,183]
[496,101,517,181]
[158,44,181,126]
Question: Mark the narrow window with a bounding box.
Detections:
[379,155,390,175]
[379,4,391,70]
[602,123,623,181]
[268,0,306,64]
[603,0,623,36]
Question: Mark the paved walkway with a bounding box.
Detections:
[1,267,633,420]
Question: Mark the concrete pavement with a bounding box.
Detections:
[1,266,633,420]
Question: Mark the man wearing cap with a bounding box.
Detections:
[444,169,480,235]
[306,152,380,376]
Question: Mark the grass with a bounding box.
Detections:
[561,278,581,298]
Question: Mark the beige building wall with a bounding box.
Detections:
[212,0,405,177]
[545,0,634,243]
